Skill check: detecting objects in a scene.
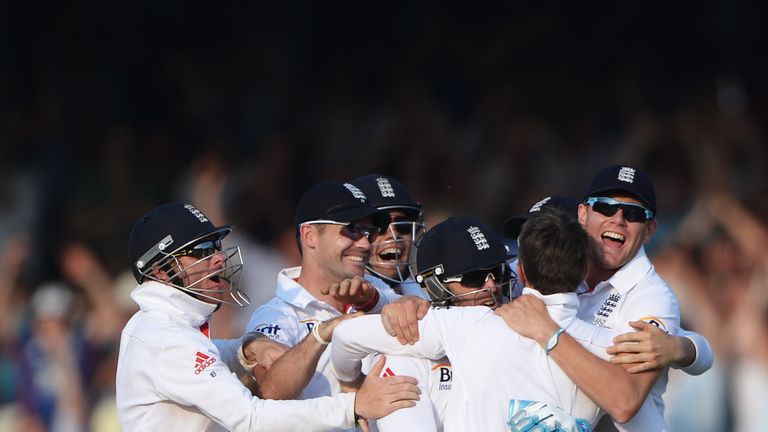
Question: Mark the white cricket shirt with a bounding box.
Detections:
[116,281,355,431]
[577,246,689,431]
[245,266,398,399]
[331,289,617,432]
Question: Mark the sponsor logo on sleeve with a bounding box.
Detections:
[254,323,283,340]
[638,316,668,333]
[431,363,452,391]
[194,351,217,375]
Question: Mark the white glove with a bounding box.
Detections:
[507,400,592,432]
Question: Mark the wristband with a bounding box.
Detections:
[312,323,330,345]
[545,328,565,355]
[238,332,262,370]
[348,289,380,313]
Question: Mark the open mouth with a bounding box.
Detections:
[601,231,626,247]
[378,247,404,262]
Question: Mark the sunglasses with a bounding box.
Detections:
[585,197,655,223]
[386,219,421,236]
[303,220,381,242]
[443,263,509,288]
[174,239,223,259]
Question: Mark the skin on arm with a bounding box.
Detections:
[380,295,431,345]
[321,276,379,309]
[496,295,659,423]
[607,320,696,373]
[253,312,362,399]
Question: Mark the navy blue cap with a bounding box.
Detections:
[294,181,384,227]
[502,195,580,240]
[128,203,230,283]
[583,165,656,213]
[350,174,422,220]
[416,217,514,279]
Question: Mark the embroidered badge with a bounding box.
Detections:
[343,183,368,202]
[184,204,209,223]
[467,226,490,250]
[617,167,636,183]
[595,292,622,327]
[529,196,552,213]
[376,177,396,198]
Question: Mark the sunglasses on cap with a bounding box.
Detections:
[584,197,655,223]
[442,263,509,288]
[302,220,381,242]
[173,239,223,259]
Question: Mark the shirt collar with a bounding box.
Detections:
[605,246,653,294]
[521,287,580,328]
[275,266,327,309]
[130,281,216,328]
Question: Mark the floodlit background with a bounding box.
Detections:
[1,2,765,431]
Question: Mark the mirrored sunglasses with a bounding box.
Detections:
[174,239,223,259]
[443,263,509,288]
[585,197,654,223]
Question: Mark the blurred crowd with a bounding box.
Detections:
[1,2,767,431]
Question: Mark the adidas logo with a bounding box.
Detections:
[382,367,396,377]
[194,351,217,375]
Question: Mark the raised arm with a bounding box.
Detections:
[496,296,658,423]
[331,314,445,383]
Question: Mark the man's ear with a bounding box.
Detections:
[517,261,528,287]
[299,224,318,251]
[643,219,657,243]
[577,203,588,226]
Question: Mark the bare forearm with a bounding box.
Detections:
[257,334,326,399]
[545,333,656,422]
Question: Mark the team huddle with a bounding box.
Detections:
[115,165,713,431]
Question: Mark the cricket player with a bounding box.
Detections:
[331,211,619,431]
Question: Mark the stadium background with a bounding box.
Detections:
[1,2,765,430]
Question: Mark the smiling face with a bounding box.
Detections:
[578,193,656,282]
[367,210,424,283]
[445,275,503,308]
[312,218,374,282]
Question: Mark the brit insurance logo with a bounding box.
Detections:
[194,351,217,375]
[467,226,490,250]
[617,167,636,183]
[431,363,452,391]
[254,323,282,340]
[639,316,668,333]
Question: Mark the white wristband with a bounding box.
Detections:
[312,323,330,345]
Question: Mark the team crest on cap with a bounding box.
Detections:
[184,204,209,223]
[376,177,396,198]
[343,183,368,202]
[467,226,490,250]
[529,196,552,213]
[617,167,636,183]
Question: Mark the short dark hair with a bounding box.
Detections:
[518,208,587,295]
